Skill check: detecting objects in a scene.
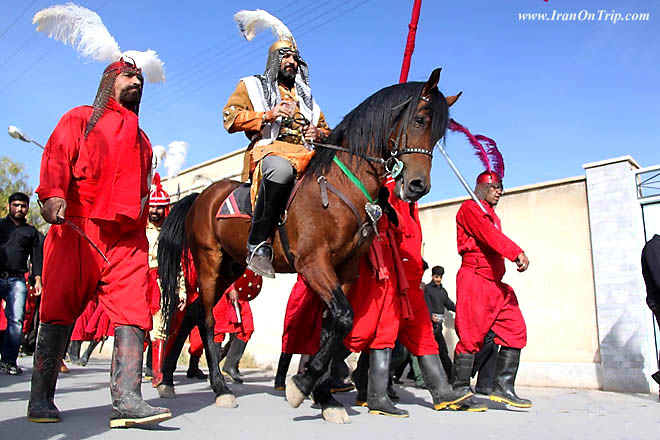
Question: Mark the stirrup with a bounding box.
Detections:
[246,241,275,278]
[246,241,273,264]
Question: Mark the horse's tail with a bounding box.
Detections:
[157,192,199,333]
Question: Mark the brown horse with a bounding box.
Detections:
[158,68,449,420]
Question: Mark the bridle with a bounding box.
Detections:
[310,93,435,178]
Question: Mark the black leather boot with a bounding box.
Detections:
[246,179,290,278]
[274,352,293,390]
[67,340,82,365]
[489,347,532,408]
[222,337,247,384]
[449,352,487,412]
[367,349,408,417]
[186,355,207,379]
[27,323,70,423]
[79,340,99,367]
[418,354,472,410]
[109,326,172,428]
[352,351,369,406]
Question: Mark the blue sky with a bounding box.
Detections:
[1,0,658,203]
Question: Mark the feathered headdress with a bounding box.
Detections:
[234,9,295,46]
[33,2,165,83]
[448,118,504,182]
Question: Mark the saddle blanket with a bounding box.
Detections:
[216,183,253,219]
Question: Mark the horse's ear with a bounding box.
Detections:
[446,91,463,108]
[422,68,442,96]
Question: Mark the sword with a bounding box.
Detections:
[435,139,489,215]
[62,218,110,265]
[233,300,242,325]
[37,199,110,264]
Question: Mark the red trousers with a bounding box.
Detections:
[281,275,323,355]
[344,255,401,352]
[40,218,152,331]
[397,285,439,356]
[454,267,527,354]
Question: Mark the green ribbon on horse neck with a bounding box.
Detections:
[332,156,376,204]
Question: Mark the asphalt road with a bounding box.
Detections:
[1,356,658,440]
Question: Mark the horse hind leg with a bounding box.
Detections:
[197,248,238,407]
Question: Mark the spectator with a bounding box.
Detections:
[0,192,43,375]
[423,265,456,376]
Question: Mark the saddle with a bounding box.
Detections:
[216,183,253,219]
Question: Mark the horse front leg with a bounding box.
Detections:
[286,263,353,409]
[197,249,236,408]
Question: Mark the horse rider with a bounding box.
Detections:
[223,9,331,278]
[451,168,532,410]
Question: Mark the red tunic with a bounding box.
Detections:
[454,200,526,354]
[386,179,438,356]
[344,222,403,352]
[36,99,153,330]
[281,275,324,355]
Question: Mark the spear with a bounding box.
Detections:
[399,0,422,83]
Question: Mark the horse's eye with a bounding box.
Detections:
[414,116,426,127]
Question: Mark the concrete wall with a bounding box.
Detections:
[583,156,655,393]
[419,177,600,389]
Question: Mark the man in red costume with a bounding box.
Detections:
[29,58,172,428]
[451,170,531,409]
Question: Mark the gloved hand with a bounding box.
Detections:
[41,197,67,224]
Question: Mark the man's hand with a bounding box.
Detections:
[228,288,239,303]
[265,101,296,123]
[515,252,529,272]
[41,197,66,224]
[34,276,42,296]
[303,124,322,143]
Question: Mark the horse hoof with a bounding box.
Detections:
[285,377,306,408]
[157,385,176,399]
[322,407,351,424]
[215,394,238,408]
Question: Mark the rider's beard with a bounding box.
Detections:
[278,66,296,87]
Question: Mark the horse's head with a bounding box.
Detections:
[388,68,449,202]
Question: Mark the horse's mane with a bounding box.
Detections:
[305,81,448,176]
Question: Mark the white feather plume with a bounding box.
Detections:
[152,144,167,170]
[122,49,166,84]
[33,2,121,62]
[164,141,188,180]
[234,9,295,43]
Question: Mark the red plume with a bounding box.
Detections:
[448,119,490,173]
[475,135,504,179]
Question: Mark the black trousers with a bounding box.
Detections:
[432,322,452,377]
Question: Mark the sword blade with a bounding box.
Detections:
[62,218,111,264]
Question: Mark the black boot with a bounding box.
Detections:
[274,352,293,390]
[367,349,408,417]
[222,337,247,384]
[449,352,487,412]
[246,179,290,278]
[110,326,172,428]
[489,347,532,408]
[67,340,82,365]
[186,355,207,379]
[352,351,369,406]
[79,340,99,367]
[418,354,472,410]
[27,323,70,423]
